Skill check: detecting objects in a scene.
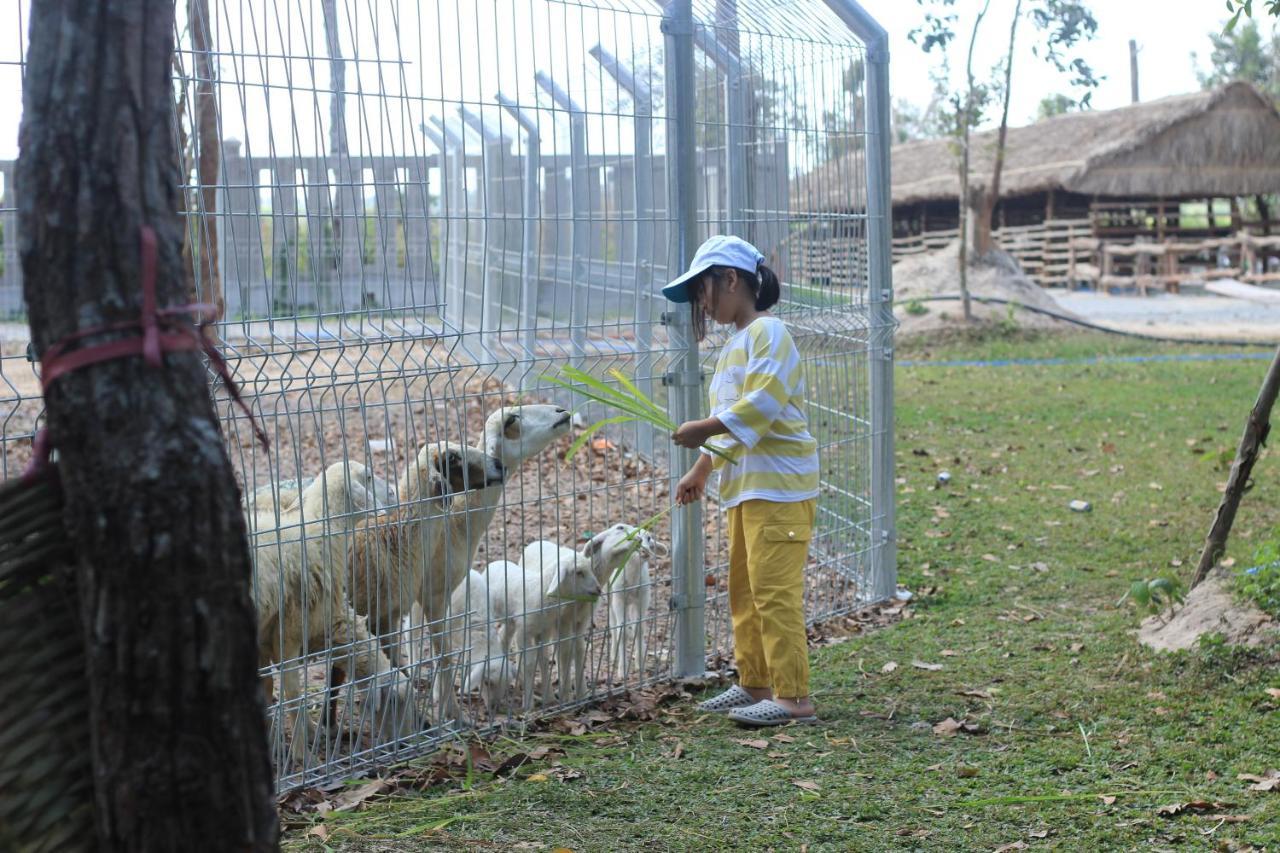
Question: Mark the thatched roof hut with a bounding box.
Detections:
[795,82,1280,212]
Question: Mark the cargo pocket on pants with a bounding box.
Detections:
[761,524,811,544]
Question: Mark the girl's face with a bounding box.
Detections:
[696,269,745,325]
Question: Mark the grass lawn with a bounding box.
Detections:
[285,332,1280,852]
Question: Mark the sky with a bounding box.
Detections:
[0,0,1266,169]
[868,0,1257,130]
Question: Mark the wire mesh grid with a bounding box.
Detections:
[0,0,893,791]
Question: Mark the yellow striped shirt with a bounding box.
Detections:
[702,317,819,507]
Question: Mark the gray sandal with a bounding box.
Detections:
[726,699,817,727]
[697,684,758,713]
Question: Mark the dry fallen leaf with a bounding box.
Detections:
[772,734,796,744]
[1265,688,1280,700]
[912,660,944,671]
[333,778,393,812]
[993,842,1028,852]
[955,765,979,778]
[792,780,821,793]
[959,688,993,700]
[306,825,330,841]
[981,554,999,563]
[1028,829,1049,839]
[1157,801,1230,817]
[1100,795,1117,805]
[881,661,899,673]
[932,717,963,737]
[1237,770,1280,791]
[940,649,959,657]
[526,773,549,783]
[735,738,770,750]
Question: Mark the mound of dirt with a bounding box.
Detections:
[893,241,1077,336]
[1138,568,1277,652]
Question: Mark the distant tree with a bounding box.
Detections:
[911,0,1101,319]
[1225,0,1280,30]
[1036,92,1079,119]
[1193,19,1280,101]
[974,0,1100,258]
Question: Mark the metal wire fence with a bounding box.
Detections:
[0,0,895,791]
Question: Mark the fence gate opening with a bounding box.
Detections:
[0,0,894,790]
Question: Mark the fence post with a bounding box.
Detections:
[496,93,543,391]
[429,116,469,340]
[693,26,748,239]
[535,72,588,372]
[663,0,708,679]
[590,45,658,463]
[460,106,509,358]
[823,0,897,601]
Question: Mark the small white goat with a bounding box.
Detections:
[522,524,664,702]
[487,551,601,709]
[250,463,419,768]
[605,527,667,680]
[445,569,514,715]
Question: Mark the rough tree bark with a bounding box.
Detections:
[1190,346,1280,589]
[16,2,278,849]
[973,0,1023,259]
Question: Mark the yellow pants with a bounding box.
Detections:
[727,498,815,699]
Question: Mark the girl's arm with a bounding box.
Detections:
[671,416,729,449]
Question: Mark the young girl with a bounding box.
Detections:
[665,235,820,726]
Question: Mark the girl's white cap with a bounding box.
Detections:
[661,235,764,304]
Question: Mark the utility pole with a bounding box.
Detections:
[1129,39,1140,104]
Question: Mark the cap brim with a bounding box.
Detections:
[661,263,712,304]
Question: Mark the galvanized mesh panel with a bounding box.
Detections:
[0,0,893,792]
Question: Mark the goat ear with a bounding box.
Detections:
[585,537,603,556]
[503,411,521,440]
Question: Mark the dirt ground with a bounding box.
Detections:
[892,241,1078,337]
[1139,567,1278,652]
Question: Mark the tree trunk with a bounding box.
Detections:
[16,2,278,849]
[957,0,992,322]
[1190,346,1280,589]
[974,0,1023,259]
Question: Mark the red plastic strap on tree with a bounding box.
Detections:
[23,225,269,482]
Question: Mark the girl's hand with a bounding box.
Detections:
[676,468,707,505]
[675,455,714,505]
[672,418,721,449]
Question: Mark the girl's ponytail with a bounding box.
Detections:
[754,263,780,311]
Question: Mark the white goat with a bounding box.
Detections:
[419,405,568,714]
[348,441,505,722]
[521,524,664,702]
[487,551,601,709]
[605,527,667,680]
[445,569,515,715]
[250,463,417,768]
